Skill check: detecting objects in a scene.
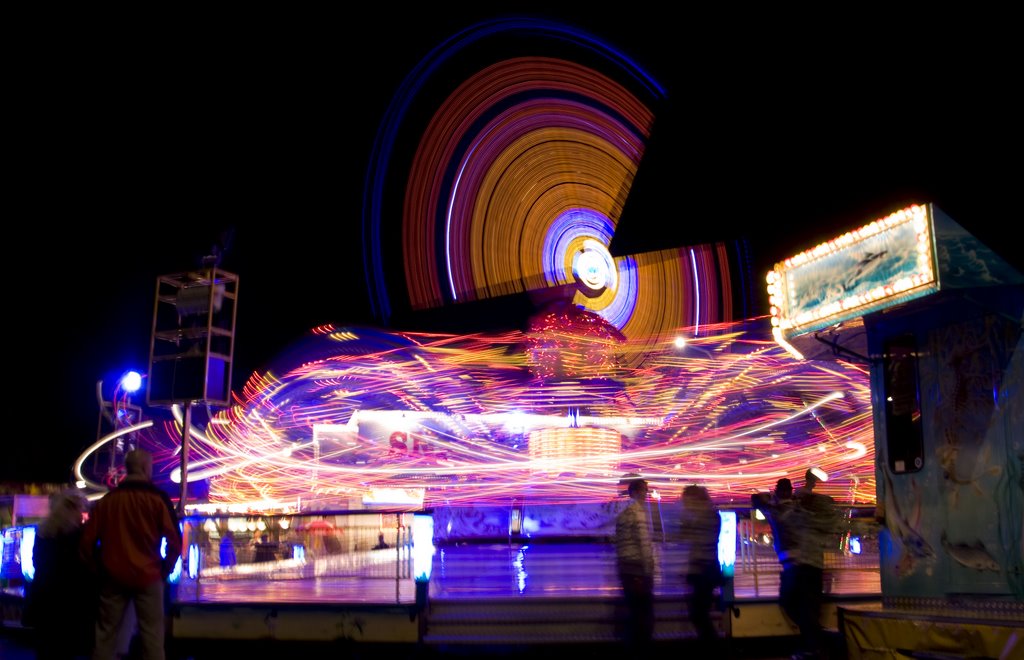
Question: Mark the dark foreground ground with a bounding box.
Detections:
[1,625,845,660]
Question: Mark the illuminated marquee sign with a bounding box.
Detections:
[767,204,938,340]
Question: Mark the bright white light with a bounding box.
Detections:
[504,411,528,435]
[673,336,713,358]
[362,488,425,506]
[120,371,143,393]
[162,536,183,583]
[20,526,36,581]
[844,442,867,460]
[771,326,805,360]
[572,240,616,292]
[718,511,737,577]
[188,544,199,579]
[413,514,435,581]
[810,467,829,482]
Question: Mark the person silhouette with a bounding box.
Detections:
[219,529,237,567]
[614,477,654,652]
[680,484,723,652]
[80,448,182,660]
[24,488,95,660]
[752,477,801,628]
[791,468,842,659]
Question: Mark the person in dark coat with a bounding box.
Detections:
[24,488,96,659]
[680,484,723,652]
[80,448,182,660]
[790,468,842,659]
[752,477,801,628]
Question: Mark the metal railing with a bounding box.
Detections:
[2,505,882,609]
[172,510,417,603]
[733,509,882,598]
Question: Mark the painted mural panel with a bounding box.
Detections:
[931,206,1024,289]
[770,205,938,338]
[878,313,1023,602]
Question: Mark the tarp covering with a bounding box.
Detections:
[840,605,1023,660]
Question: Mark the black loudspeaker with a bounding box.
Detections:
[148,355,229,404]
[883,333,924,473]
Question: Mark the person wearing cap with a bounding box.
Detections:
[614,477,654,651]
[791,468,842,659]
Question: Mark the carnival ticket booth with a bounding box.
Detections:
[767,203,1023,658]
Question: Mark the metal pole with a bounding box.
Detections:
[395,512,401,603]
[179,401,192,516]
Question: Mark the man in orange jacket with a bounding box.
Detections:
[80,448,182,660]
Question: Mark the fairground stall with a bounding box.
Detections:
[767,203,1023,658]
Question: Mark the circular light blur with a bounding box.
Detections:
[120,371,143,393]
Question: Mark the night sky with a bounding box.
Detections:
[10,9,1018,483]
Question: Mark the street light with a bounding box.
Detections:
[94,370,146,487]
[121,370,143,394]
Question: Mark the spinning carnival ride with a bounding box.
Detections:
[76,18,876,511]
[76,313,875,511]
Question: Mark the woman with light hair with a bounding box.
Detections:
[24,488,96,659]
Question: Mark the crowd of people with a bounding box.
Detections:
[24,456,839,659]
[24,448,182,660]
[752,469,843,658]
[615,468,841,659]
